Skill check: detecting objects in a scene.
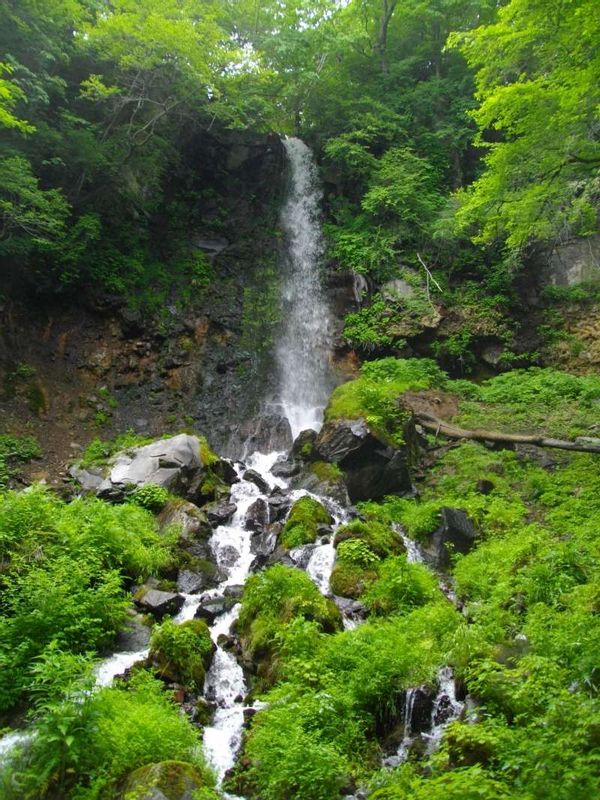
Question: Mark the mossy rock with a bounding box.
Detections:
[334,519,404,559]
[121,760,218,800]
[149,619,214,690]
[330,562,378,599]
[280,496,333,549]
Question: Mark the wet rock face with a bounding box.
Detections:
[422,507,477,570]
[315,417,415,502]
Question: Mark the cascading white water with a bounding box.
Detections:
[0,139,343,787]
[276,137,334,439]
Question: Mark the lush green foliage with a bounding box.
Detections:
[2,657,215,800]
[325,357,445,444]
[230,604,462,800]
[149,618,213,691]
[0,433,41,486]
[449,0,600,249]
[0,486,173,711]
[128,483,170,512]
[361,439,600,798]
[280,496,332,549]
[237,565,341,682]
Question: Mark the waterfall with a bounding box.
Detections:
[276,137,334,440]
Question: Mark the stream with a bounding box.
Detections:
[0,136,464,793]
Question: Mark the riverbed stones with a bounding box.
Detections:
[158,500,211,541]
[194,595,237,625]
[71,434,236,504]
[176,569,205,594]
[135,588,185,619]
[245,497,269,531]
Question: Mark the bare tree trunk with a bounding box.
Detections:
[414,411,600,454]
[376,0,398,73]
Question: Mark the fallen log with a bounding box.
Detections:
[414,411,600,454]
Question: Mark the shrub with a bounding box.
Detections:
[334,518,403,559]
[128,483,170,512]
[149,619,213,690]
[362,556,439,616]
[0,487,172,712]
[0,434,41,487]
[237,565,341,673]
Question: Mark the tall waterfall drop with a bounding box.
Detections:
[276,137,334,439]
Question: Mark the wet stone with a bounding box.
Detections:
[135,589,184,619]
[176,569,206,594]
[242,468,270,494]
[207,501,237,526]
[245,497,269,532]
[217,544,241,569]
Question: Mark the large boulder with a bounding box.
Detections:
[121,761,218,800]
[315,417,416,502]
[71,435,235,504]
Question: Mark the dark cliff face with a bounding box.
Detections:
[0,131,291,476]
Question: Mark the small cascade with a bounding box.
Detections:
[424,666,464,755]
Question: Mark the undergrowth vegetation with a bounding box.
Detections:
[0,486,174,711]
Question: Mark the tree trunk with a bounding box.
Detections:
[414,411,600,454]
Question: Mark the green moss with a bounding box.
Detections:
[80,431,155,468]
[122,760,219,800]
[330,561,377,598]
[334,518,404,559]
[324,358,445,446]
[310,461,343,482]
[362,556,440,616]
[198,435,219,466]
[280,496,332,549]
[238,565,342,680]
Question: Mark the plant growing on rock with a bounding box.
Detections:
[149,618,214,691]
[280,496,332,549]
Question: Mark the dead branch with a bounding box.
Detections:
[414,411,600,454]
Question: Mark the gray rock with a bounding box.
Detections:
[67,464,105,493]
[194,595,236,625]
[207,501,237,525]
[135,589,184,619]
[158,500,211,541]
[108,434,202,489]
[291,428,318,460]
[245,497,269,532]
[194,237,229,257]
[116,614,151,651]
[544,233,600,286]
[267,489,292,522]
[176,569,205,594]
[242,468,270,494]
[381,278,414,300]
